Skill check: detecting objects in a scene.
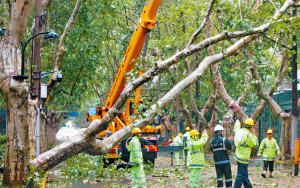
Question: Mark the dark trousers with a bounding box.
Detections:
[215,163,232,188]
[233,162,252,188]
[263,160,274,171]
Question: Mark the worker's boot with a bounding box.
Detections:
[261,173,266,178]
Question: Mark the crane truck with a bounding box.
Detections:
[87,0,163,165]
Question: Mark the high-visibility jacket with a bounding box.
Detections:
[234,128,258,164]
[257,137,281,161]
[183,131,191,149]
[189,133,209,168]
[173,135,183,146]
[128,136,143,165]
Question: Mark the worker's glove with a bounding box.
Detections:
[257,155,260,159]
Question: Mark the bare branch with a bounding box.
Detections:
[238,0,243,19]
[188,0,216,45]
[55,0,82,68]
[113,9,136,25]
[269,0,279,11]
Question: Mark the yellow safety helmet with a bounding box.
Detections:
[266,129,273,134]
[185,127,190,131]
[132,128,142,134]
[179,133,183,138]
[190,130,200,137]
[244,118,255,126]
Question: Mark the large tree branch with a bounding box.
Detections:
[30,0,295,169]
[87,34,260,156]
[223,71,251,124]
[31,33,258,169]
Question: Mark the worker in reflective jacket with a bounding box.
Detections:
[210,124,233,188]
[257,129,281,178]
[233,118,258,188]
[128,128,146,188]
[189,129,209,188]
[173,133,183,166]
[183,127,191,166]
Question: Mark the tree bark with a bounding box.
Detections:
[0,1,34,185]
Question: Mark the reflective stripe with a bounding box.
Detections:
[215,160,230,165]
[234,154,249,162]
[263,157,275,160]
[217,178,223,181]
[213,148,227,151]
[191,151,204,155]
[190,164,204,167]
[212,137,227,152]
[226,178,232,182]
[129,162,137,165]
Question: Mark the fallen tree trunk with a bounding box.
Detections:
[30,0,296,170]
[31,33,258,170]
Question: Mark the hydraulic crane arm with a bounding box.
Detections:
[104,0,162,108]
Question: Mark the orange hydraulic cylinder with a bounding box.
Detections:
[104,0,162,108]
[295,138,300,165]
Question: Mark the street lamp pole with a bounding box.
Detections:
[291,4,298,176]
[34,0,42,157]
[21,31,53,77]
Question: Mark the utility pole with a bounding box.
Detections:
[176,98,180,134]
[33,0,42,156]
[290,2,298,176]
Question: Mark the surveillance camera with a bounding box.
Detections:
[57,71,62,82]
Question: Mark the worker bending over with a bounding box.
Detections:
[257,129,281,178]
[173,133,183,166]
[210,124,233,188]
[183,127,191,166]
[189,129,208,188]
[128,128,146,188]
[233,118,258,188]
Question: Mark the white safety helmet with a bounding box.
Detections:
[214,124,224,132]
